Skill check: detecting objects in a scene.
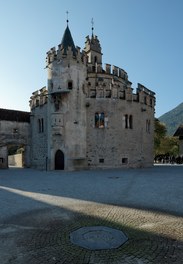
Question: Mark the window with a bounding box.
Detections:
[129,115,133,129]
[122,158,128,164]
[99,158,104,163]
[38,118,44,133]
[13,128,18,133]
[95,112,105,128]
[125,114,128,128]
[123,114,133,129]
[68,81,73,90]
[146,120,150,133]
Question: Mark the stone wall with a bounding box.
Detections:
[0,146,8,169]
[30,103,47,170]
[8,153,23,167]
[0,119,30,168]
[86,96,154,169]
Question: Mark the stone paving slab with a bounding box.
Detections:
[0,165,183,263]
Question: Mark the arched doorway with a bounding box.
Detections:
[55,150,64,170]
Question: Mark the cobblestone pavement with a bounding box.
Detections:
[0,165,183,263]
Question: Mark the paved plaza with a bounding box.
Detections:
[0,165,183,263]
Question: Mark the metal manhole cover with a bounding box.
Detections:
[70,226,128,250]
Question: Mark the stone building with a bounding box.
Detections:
[174,125,183,155]
[0,108,30,168]
[29,22,156,170]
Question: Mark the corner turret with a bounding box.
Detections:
[84,21,103,73]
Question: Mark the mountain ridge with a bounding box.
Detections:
[159,102,183,136]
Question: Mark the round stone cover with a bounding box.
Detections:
[70,226,128,250]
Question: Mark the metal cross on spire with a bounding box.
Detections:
[91,17,94,36]
[66,11,69,25]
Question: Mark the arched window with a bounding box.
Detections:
[41,118,44,132]
[38,118,44,133]
[123,114,133,129]
[125,114,128,129]
[38,119,41,133]
[129,115,133,129]
[146,120,151,133]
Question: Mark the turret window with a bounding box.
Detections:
[68,81,73,90]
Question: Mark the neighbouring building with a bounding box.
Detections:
[29,21,156,170]
[174,125,183,155]
[0,108,30,168]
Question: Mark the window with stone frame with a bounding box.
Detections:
[123,114,133,129]
[95,112,105,128]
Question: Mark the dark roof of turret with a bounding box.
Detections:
[0,108,30,123]
[61,25,76,56]
[174,125,183,137]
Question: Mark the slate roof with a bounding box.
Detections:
[173,125,183,137]
[61,25,76,56]
[0,108,30,123]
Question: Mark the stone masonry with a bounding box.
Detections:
[29,22,156,171]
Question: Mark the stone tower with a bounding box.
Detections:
[46,23,88,170]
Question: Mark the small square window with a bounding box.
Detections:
[122,158,128,164]
[99,158,104,163]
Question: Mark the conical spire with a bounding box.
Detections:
[61,25,76,56]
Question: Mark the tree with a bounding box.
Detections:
[154,118,167,155]
[154,119,179,157]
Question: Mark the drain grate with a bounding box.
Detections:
[70,226,128,250]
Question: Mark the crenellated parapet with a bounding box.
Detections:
[137,83,156,108]
[29,87,48,110]
[105,64,128,80]
[85,71,155,108]
[46,45,87,67]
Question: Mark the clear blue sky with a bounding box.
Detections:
[0,0,183,117]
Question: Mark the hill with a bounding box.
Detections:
[159,102,183,136]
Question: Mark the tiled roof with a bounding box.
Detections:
[0,108,30,123]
